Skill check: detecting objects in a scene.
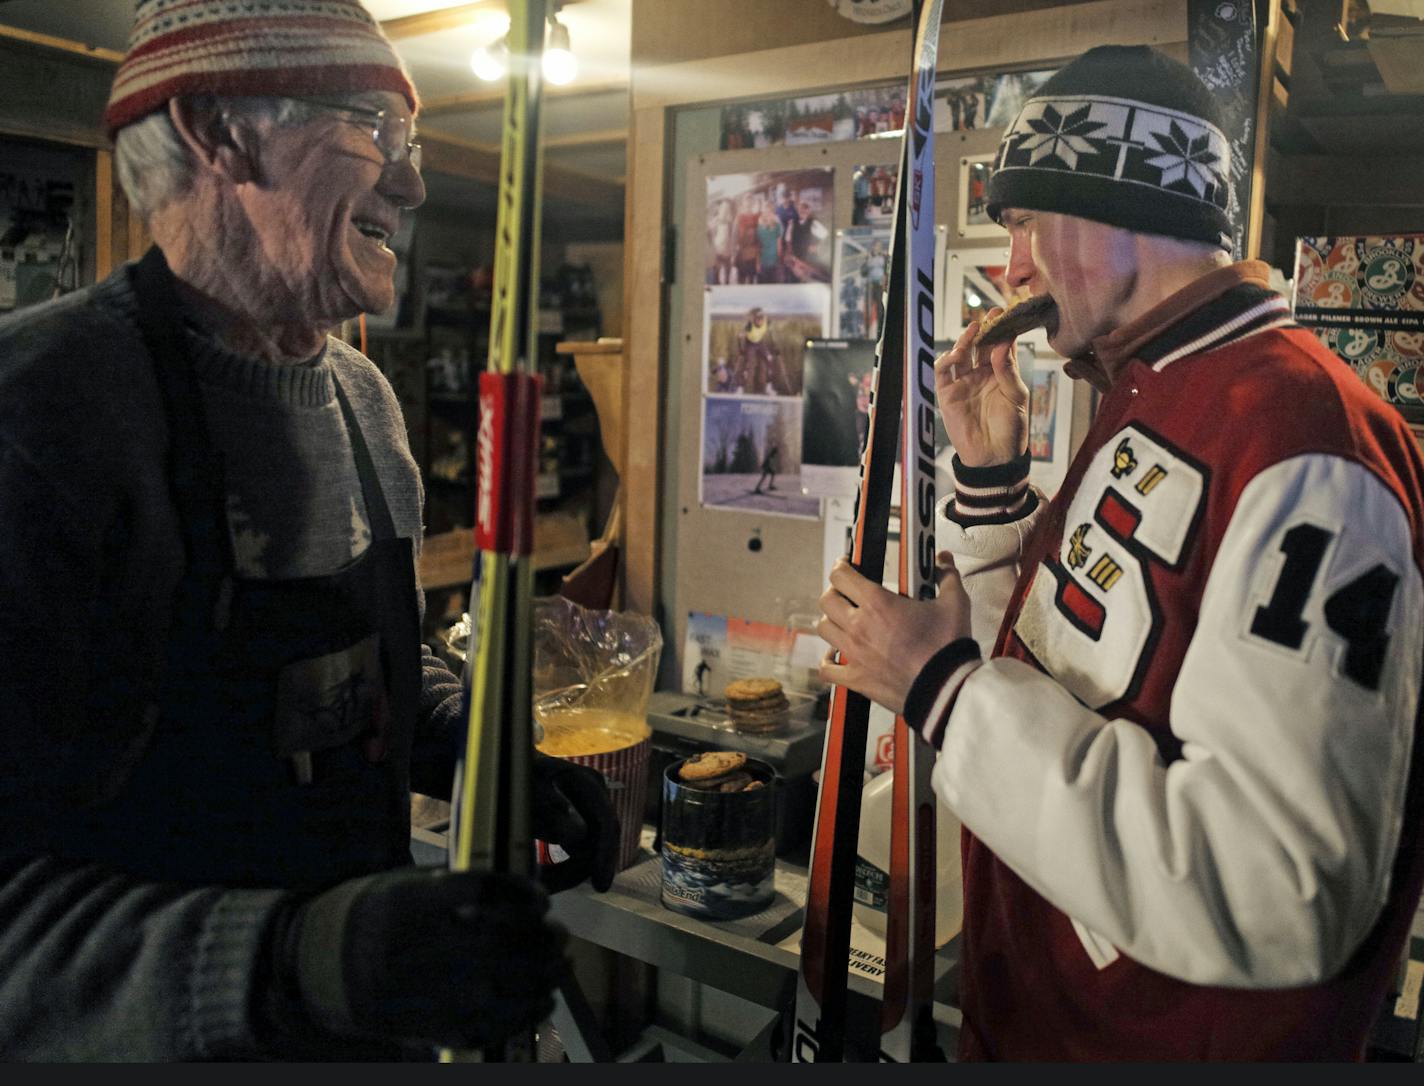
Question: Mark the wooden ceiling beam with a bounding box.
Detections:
[0,24,123,64]
[418,130,502,187]
[546,126,626,150]
[380,0,590,40]
[420,78,627,116]
[418,127,623,213]
[381,1,505,39]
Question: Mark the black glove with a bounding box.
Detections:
[531,750,620,893]
[262,867,567,1052]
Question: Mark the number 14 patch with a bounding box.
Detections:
[1248,520,1400,691]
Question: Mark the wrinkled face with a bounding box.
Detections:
[242,91,425,324]
[1000,206,1138,358]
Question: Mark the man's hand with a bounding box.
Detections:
[531,751,620,893]
[817,554,972,714]
[934,313,1030,467]
[264,868,567,1052]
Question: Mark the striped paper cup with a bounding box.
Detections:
[539,737,651,872]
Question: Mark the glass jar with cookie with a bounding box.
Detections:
[660,750,777,919]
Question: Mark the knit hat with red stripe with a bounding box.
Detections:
[103,0,417,139]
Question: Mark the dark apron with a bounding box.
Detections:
[57,248,421,891]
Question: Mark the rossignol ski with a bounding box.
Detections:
[447,0,548,1064]
[882,0,944,1064]
[792,0,943,1063]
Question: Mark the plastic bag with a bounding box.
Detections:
[531,596,662,754]
[532,597,663,870]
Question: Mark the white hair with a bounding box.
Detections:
[113,96,316,217]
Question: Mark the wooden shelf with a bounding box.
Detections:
[418,513,592,590]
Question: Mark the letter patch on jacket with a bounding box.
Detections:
[1014,424,1207,709]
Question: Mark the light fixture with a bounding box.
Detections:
[470,32,508,82]
[470,10,577,87]
[542,15,577,86]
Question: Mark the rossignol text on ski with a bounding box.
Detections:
[792,0,944,1063]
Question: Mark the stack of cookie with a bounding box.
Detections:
[677,750,764,792]
[724,677,790,734]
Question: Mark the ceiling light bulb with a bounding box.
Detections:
[543,46,577,85]
[471,35,508,82]
[543,17,577,85]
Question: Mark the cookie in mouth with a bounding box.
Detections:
[974,294,1058,348]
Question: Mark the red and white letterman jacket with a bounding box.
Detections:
[903,263,1424,1060]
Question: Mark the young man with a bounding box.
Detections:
[0,0,615,1061]
[818,46,1424,1060]
[735,307,790,396]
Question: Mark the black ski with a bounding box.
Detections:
[1188,0,1258,258]
[792,0,944,1063]
[882,0,944,1063]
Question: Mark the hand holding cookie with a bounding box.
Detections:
[934,308,1031,468]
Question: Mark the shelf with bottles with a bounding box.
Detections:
[394,259,605,539]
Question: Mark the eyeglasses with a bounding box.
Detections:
[302,100,422,172]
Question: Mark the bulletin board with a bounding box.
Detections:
[666,102,1095,685]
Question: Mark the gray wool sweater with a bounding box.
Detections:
[0,263,464,1059]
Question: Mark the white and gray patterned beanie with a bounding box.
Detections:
[987,45,1233,249]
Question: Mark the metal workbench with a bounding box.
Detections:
[413,822,961,1060]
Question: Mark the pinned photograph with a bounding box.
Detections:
[1028,367,1059,461]
[704,283,829,397]
[939,247,1037,339]
[934,67,1056,132]
[957,153,999,238]
[701,397,821,519]
[719,100,787,150]
[786,85,907,144]
[1021,344,1076,494]
[835,226,892,340]
[707,169,834,286]
[852,161,899,227]
[935,73,991,133]
[800,339,878,498]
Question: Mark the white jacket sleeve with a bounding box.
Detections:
[937,488,1047,651]
[932,453,1424,988]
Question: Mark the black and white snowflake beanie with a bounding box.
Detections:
[986,46,1233,249]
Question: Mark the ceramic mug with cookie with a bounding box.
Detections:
[660,751,777,920]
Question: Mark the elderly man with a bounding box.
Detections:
[0,0,614,1061]
[819,47,1424,1059]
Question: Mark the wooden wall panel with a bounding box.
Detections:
[620,103,669,616]
[94,149,113,280]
